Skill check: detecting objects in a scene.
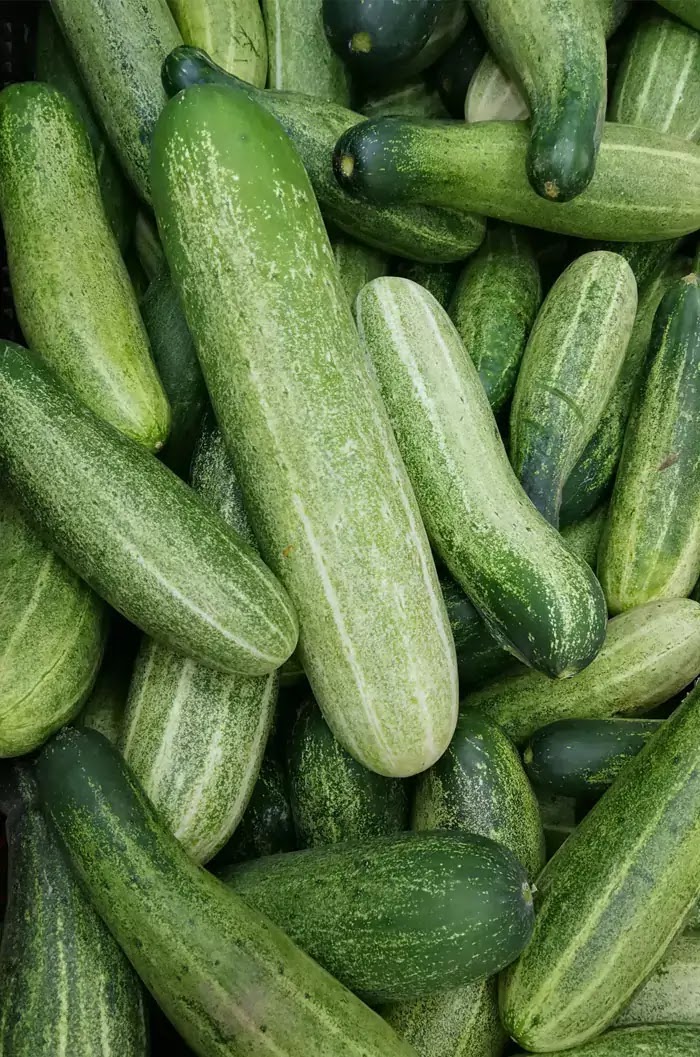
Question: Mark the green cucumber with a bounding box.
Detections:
[333,119,700,243]
[264,0,349,103]
[523,717,663,796]
[133,209,166,283]
[393,261,458,309]
[0,340,297,676]
[332,234,389,308]
[539,791,578,858]
[599,274,700,611]
[162,47,486,262]
[0,493,105,758]
[613,932,700,1027]
[465,53,528,123]
[440,577,516,690]
[448,223,541,412]
[560,505,608,568]
[37,727,418,1057]
[430,18,487,118]
[0,83,170,451]
[361,80,448,120]
[463,599,700,743]
[657,0,700,32]
[0,765,147,1056]
[213,754,297,867]
[520,1026,700,1056]
[510,251,637,526]
[288,700,408,848]
[413,711,545,878]
[355,276,607,677]
[501,682,700,1050]
[383,978,507,1057]
[78,642,132,746]
[152,84,458,777]
[221,830,534,1002]
[167,0,267,87]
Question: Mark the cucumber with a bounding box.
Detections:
[361,80,448,120]
[599,274,700,612]
[523,717,663,796]
[448,224,541,412]
[383,978,507,1057]
[440,577,516,690]
[355,276,607,677]
[167,0,267,87]
[539,791,578,859]
[0,340,297,676]
[0,765,147,1056]
[37,727,418,1057]
[152,84,458,778]
[413,712,545,878]
[510,251,637,526]
[463,599,700,743]
[430,18,487,118]
[465,53,528,123]
[332,234,389,309]
[610,11,700,142]
[221,831,534,1002]
[501,682,700,1050]
[264,0,349,103]
[613,932,700,1027]
[393,261,458,309]
[0,83,170,451]
[560,506,608,568]
[77,633,136,745]
[657,0,700,31]
[133,209,166,282]
[162,47,486,262]
[333,119,700,243]
[0,493,105,758]
[213,753,297,867]
[609,238,684,287]
[288,700,408,848]
[521,1026,700,1056]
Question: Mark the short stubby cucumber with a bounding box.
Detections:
[383,978,507,1057]
[613,932,700,1027]
[264,0,350,103]
[168,0,267,86]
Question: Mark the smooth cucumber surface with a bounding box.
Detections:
[332,234,388,309]
[527,1026,700,1056]
[265,0,349,102]
[614,932,700,1027]
[383,978,507,1057]
[168,0,267,86]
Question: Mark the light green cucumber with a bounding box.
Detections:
[560,506,608,568]
[151,84,458,777]
[383,978,507,1057]
[167,0,267,86]
[332,234,389,308]
[0,83,170,450]
[264,0,349,102]
[657,0,700,32]
[613,931,700,1027]
[362,80,448,120]
[355,276,607,677]
[510,251,637,526]
[133,209,166,283]
[394,261,458,309]
[465,52,528,123]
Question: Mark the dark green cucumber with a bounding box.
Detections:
[0,341,297,676]
[522,1026,700,1056]
[169,0,267,87]
[213,754,297,867]
[332,234,389,309]
[440,577,517,689]
[560,505,608,568]
[657,0,700,32]
[383,978,506,1057]
[221,831,533,1003]
[0,764,147,1056]
[162,46,486,262]
[429,17,487,118]
[264,0,348,102]
[448,223,541,412]
[463,599,700,743]
[360,80,448,121]
[607,238,684,288]
[393,261,458,309]
[333,118,700,242]
[37,727,417,1057]
[133,209,166,283]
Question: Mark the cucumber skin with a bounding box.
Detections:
[168,0,267,87]
[332,234,389,309]
[394,261,458,309]
[383,978,506,1057]
[133,210,166,283]
[162,47,486,262]
[214,754,297,868]
[0,83,170,451]
[0,341,298,677]
[37,727,418,1057]
[264,0,349,103]
[448,224,541,412]
[560,506,607,568]
[501,682,700,1050]
[528,1026,700,1056]
[657,1,700,33]
[151,85,458,778]
[464,599,700,743]
[78,645,132,745]
[599,275,700,612]
[355,276,607,678]
[614,931,700,1027]
[221,831,534,1003]
[361,80,448,121]
[510,251,637,526]
[439,577,516,690]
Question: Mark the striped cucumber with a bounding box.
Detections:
[361,80,448,120]
[264,0,349,103]
[383,978,506,1057]
[214,753,297,867]
[431,18,487,117]
[440,577,517,690]
[167,0,267,86]
[614,932,700,1027]
[394,261,458,309]
[332,234,389,309]
[465,52,528,123]
[0,83,170,451]
[560,505,608,568]
[657,0,700,32]
[463,599,700,743]
[520,1026,700,1056]
[355,276,607,677]
[151,84,458,777]
[448,223,541,412]
[0,341,297,676]
[510,251,637,526]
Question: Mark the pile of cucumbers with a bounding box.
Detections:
[0,0,699,1054]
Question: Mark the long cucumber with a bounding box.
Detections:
[264,0,350,103]
[167,0,267,86]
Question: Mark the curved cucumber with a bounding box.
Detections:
[657,1,700,33]
[383,978,506,1057]
[332,234,389,309]
[355,276,607,677]
[168,0,267,86]
[264,0,349,102]
[614,932,700,1027]
[560,505,608,568]
[465,53,528,123]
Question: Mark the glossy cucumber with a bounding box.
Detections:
[168,0,267,86]
[264,0,349,102]
[393,261,458,309]
[465,52,528,123]
[430,17,487,117]
[213,753,297,867]
[383,978,507,1057]
[614,932,700,1027]
[332,234,389,309]
[657,0,700,32]
[560,506,608,568]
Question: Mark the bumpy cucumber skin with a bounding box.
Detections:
[464,599,700,743]
[501,683,700,1050]
[168,0,267,87]
[510,251,637,526]
[0,83,170,451]
[333,118,700,243]
[37,728,418,1057]
[599,275,700,612]
[162,47,486,262]
[560,505,607,568]
[524,1026,700,1056]
[0,496,105,758]
[448,224,541,412]
[383,978,507,1057]
[151,85,458,778]
[355,276,607,678]
[264,0,349,103]
[332,234,389,309]
[657,0,700,32]
[613,932,700,1027]
[0,341,298,676]
[214,754,297,867]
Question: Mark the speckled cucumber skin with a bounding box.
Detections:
[599,275,700,612]
[355,276,607,678]
[215,754,297,867]
[0,341,298,676]
[333,119,700,242]
[383,978,507,1057]
[393,261,458,309]
[448,224,541,412]
[0,494,105,758]
[464,599,700,743]
[0,765,147,1057]
[221,831,534,1003]
[162,47,486,262]
[614,932,700,1027]
[52,0,182,202]
[288,700,408,848]
[168,0,267,86]
[510,251,637,526]
[657,0,700,32]
[264,0,349,102]
[501,682,700,1051]
[560,506,607,568]
[0,83,170,451]
[522,1026,700,1056]
[151,85,458,778]
[38,727,417,1057]
[332,235,389,310]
